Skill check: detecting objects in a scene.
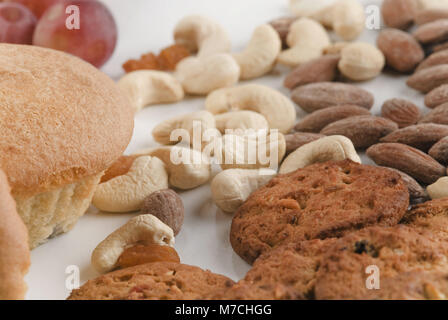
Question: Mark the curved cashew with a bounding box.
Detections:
[134,146,211,190]
[215,111,269,134]
[91,214,174,273]
[332,0,366,41]
[205,84,297,134]
[211,168,277,213]
[174,15,231,57]
[427,177,448,200]
[92,156,169,213]
[220,132,286,170]
[117,70,184,113]
[277,18,330,67]
[152,110,216,145]
[279,135,361,174]
[175,54,240,95]
[233,24,281,80]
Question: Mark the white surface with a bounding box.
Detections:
[26,0,429,299]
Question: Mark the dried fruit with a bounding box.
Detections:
[380,123,448,151]
[381,0,418,29]
[123,53,159,73]
[416,50,448,72]
[320,115,398,149]
[291,82,374,113]
[366,143,446,184]
[294,105,371,133]
[407,64,448,93]
[377,29,424,72]
[284,132,325,155]
[413,19,448,44]
[338,42,385,81]
[117,244,180,269]
[419,103,448,124]
[381,98,421,128]
[425,84,448,108]
[141,189,184,236]
[283,54,340,90]
[429,136,448,164]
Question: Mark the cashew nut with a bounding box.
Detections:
[427,177,448,199]
[174,15,231,57]
[117,70,184,113]
[134,146,211,190]
[417,0,448,10]
[279,135,361,174]
[332,0,366,41]
[175,54,240,95]
[277,18,330,67]
[205,84,297,134]
[215,111,269,134]
[91,214,174,273]
[92,156,169,213]
[338,42,385,81]
[233,24,281,80]
[211,168,277,213]
[220,132,286,170]
[152,110,216,145]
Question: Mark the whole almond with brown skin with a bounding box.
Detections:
[294,105,371,133]
[381,98,421,128]
[291,82,374,113]
[367,143,446,184]
[381,0,418,29]
[420,103,448,125]
[433,42,448,53]
[269,16,297,48]
[377,29,424,72]
[380,123,448,151]
[415,9,448,26]
[407,64,448,93]
[320,115,398,149]
[425,85,448,108]
[284,55,340,90]
[284,132,325,155]
[429,136,448,164]
[384,167,428,201]
[413,19,448,44]
[416,50,448,72]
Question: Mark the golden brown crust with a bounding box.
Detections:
[0,44,134,195]
[0,169,30,300]
[67,262,235,300]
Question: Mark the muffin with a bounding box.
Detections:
[0,44,134,248]
[0,169,30,299]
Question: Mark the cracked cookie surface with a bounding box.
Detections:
[230,160,410,264]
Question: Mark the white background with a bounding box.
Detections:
[26,0,427,299]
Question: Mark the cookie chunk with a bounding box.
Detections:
[230,160,410,264]
[216,238,337,300]
[68,262,234,300]
[314,226,448,300]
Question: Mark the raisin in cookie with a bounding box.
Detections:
[230,160,409,264]
[68,262,234,300]
[314,226,448,300]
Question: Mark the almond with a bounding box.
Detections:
[420,103,448,124]
[429,136,448,164]
[433,42,448,53]
[284,54,340,90]
[294,104,371,133]
[381,0,418,29]
[413,19,448,44]
[415,9,448,25]
[320,115,398,149]
[425,84,448,108]
[291,82,374,113]
[377,29,424,72]
[381,98,421,128]
[407,64,448,93]
[269,16,297,48]
[380,123,448,151]
[284,132,325,155]
[416,49,448,72]
[384,167,429,201]
[366,143,446,184]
